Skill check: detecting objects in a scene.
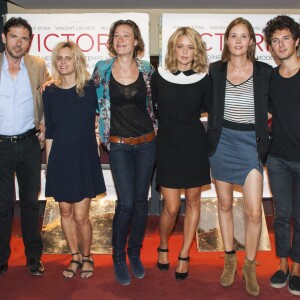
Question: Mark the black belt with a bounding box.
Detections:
[0,128,39,143]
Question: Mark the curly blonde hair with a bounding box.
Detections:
[165,27,208,73]
[51,41,90,96]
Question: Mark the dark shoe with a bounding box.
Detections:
[63,252,82,279]
[114,262,131,285]
[157,247,169,271]
[288,275,300,296]
[80,254,94,279]
[128,255,145,279]
[0,263,8,275]
[26,258,45,276]
[175,256,190,281]
[270,268,290,288]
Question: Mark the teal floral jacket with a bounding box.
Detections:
[92,57,156,150]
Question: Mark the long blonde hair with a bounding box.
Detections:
[165,27,208,73]
[51,41,90,96]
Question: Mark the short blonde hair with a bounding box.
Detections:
[51,41,90,96]
[165,27,208,73]
[222,18,257,62]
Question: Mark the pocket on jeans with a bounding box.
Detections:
[109,142,122,152]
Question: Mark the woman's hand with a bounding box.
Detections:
[41,79,57,94]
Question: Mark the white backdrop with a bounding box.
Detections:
[6,13,150,74]
[9,13,280,200]
[159,13,300,68]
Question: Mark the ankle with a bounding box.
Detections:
[279,258,289,272]
[291,263,300,276]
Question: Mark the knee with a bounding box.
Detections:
[116,202,134,217]
[245,208,262,224]
[163,205,180,219]
[60,208,72,219]
[74,213,89,227]
[185,196,200,210]
[218,201,233,213]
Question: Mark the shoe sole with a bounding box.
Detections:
[115,278,131,285]
[289,287,300,296]
[28,271,44,276]
[270,281,287,289]
[133,273,145,279]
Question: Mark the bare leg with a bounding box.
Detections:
[73,198,93,278]
[291,262,300,276]
[176,187,201,273]
[158,187,181,264]
[215,180,234,251]
[59,202,82,278]
[242,169,263,261]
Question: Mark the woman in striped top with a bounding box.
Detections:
[207,18,272,296]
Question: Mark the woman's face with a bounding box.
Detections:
[175,35,195,71]
[113,24,137,57]
[55,47,76,77]
[227,24,253,58]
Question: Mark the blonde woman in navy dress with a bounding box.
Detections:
[151,27,212,280]
[208,18,272,296]
[44,41,106,279]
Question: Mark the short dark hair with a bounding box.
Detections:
[263,15,300,49]
[107,19,144,57]
[4,17,32,38]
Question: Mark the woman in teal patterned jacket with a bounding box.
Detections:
[92,19,156,286]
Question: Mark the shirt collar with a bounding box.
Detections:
[3,51,25,70]
[174,69,195,76]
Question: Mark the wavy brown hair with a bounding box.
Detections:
[221,17,256,62]
[51,41,90,96]
[165,27,208,73]
[107,19,145,58]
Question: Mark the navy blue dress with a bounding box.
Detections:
[43,83,106,202]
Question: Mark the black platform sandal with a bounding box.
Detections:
[80,254,94,279]
[63,252,82,279]
[157,248,170,271]
[175,256,190,280]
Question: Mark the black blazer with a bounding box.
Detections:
[207,60,272,159]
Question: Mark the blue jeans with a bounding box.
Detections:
[109,139,156,263]
[267,155,300,263]
[0,135,42,265]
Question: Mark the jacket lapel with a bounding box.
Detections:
[253,62,263,125]
[24,55,36,96]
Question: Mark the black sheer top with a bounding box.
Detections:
[109,73,153,137]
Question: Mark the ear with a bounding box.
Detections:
[295,38,299,48]
[2,33,6,44]
[134,40,138,46]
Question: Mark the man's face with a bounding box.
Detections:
[270,29,299,61]
[2,26,31,59]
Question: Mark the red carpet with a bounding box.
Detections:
[0,217,296,299]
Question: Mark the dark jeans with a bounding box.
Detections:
[109,139,156,263]
[267,155,300,263]
[0,135,43,265]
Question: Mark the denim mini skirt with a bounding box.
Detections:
[209,127,262,186]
